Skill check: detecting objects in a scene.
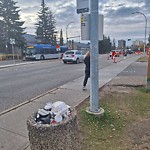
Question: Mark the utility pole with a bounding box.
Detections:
[76,0,104,115]
[89,0,99,112]
[132,12,147,53]
[66,22,74,48]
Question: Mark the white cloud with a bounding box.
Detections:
[16,0,150,43]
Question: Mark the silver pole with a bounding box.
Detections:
[66,22,74,48]
[12,44,15,64]
[90,0,100,112]
[132,12,147,53]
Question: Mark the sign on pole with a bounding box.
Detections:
[76,0,89,14]
[81,14,90,40]
[10,38,15,45]
[10,38,15,64]
[56,45,60,51]
[81,14,104,41]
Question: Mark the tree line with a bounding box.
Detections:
[0,0,117,55]
[0,0,61,54]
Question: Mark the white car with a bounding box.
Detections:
[62,50,84,64]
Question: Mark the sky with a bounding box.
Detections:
[16,0,150,44]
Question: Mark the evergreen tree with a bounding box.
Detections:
[148,34,150,45]
[99,35,111,54]
[0,0,26,53]
[59,29,63,46]
[0,20,5,52]
[35,0,56,45]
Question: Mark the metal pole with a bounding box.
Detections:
[66,22,74,48]
[89,0,100,112]
[12,44,15,64]
[76,31,80,42]
[144,15,147,53]
[132,12,147,53]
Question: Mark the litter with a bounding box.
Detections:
[35,101,71,124]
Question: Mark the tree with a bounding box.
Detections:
[59,29,63,46]
[0,0,26,53]
[35,0,56,45]
[0,20,5,52]
[99,35,112,54]
[148,34,150,46]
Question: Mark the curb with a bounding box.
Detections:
[0,88,58,116]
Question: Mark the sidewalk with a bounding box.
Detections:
[0,54,146,150]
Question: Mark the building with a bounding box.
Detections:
[132,40,144,46]
[118,40,126,49]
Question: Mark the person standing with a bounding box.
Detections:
[83,51,90,90]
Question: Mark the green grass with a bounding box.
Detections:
[137,56,148,62]
[77,88,150,150]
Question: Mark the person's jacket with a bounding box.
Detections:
[84,56,90,73]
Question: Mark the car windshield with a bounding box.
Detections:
[65,51,74,55]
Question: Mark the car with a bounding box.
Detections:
[109,50,120,58]
[62,50,84,64]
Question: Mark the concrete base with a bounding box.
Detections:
[86,107,104,118]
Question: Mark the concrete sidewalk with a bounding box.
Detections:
[0,54,146,150]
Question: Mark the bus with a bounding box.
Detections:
[25,44,62,60]
[59,46,68,58]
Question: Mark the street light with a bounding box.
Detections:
[66,22,74,47]
[76,31,80,43]
[132,12,147,53]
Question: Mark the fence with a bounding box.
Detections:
[0,54,20,61]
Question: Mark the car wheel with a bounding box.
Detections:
[63,61,67,64]
[76,58,79,64]
[40,55,45,60]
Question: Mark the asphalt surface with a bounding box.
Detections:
[0,53,147,150]
[0,54,126,113]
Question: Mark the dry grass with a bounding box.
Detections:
[77,86,150,150]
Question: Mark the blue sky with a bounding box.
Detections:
[16,0,150,44]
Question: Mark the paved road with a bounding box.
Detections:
[0,54,137,113]
[0,53,146,150]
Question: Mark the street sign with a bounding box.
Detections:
[81,14,104,41]
[10,38,15,45]
[76,0,89,14]
[81,14,90,40]
[56,45,60,51]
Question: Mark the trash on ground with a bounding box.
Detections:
[35,101,71,124]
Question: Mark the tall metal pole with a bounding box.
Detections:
[12,44,15,64]
[132,12,147,53]
[89,0,100,112]
[66,22,74,47]
[76,31,80,43]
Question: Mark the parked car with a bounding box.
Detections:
[109,50,120,58]
[62,50,84,64]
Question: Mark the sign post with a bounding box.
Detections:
[76,0,104,116]
[89,0,99,113]
[77,0,89,14]
[10,38,15,64]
